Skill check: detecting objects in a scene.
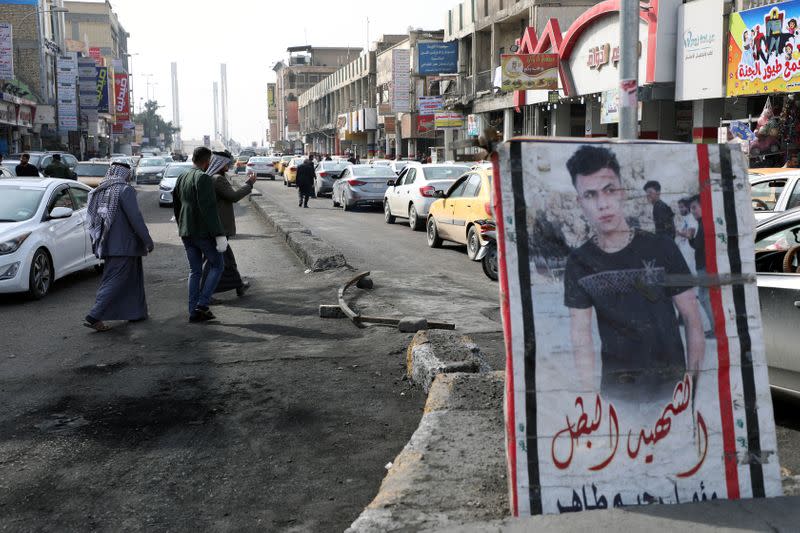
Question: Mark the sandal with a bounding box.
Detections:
[83,320,112,332]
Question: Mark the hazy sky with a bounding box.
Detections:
[108,0,448,145]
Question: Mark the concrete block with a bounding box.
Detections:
[319,304,346,319]
[398,316,428,333]
[406,330,491,393]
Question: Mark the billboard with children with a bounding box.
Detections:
[727,1,800,96]
[495,139,783,516]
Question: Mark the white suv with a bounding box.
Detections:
[383,163,470,231]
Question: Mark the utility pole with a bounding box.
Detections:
[618,0,639,140]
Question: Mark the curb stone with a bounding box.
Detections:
[239,179,348,271]
[346,372,507,532]
[407,330,492,393]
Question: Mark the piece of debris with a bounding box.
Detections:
[398,316,428,333]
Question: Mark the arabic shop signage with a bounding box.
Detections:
[587,41,641,70]
[496,139,783,516]
[501,54,559,91]
[676,0,725,100]
[417,41,459,75]
[726,0,800,96]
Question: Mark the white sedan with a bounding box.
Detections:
[0,178,102,299]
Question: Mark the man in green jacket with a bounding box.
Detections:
[43,154,74,179]
[172,146,227,323]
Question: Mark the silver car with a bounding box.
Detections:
[383,163,470,231]
[314,160,351,197]
[246,156,276,180]
[135,157,168,184]
[755,207,800,394]
[158,162,193,206]
[332,165,398,211]
[749,169,800,222]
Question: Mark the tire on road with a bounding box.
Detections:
[384,200,396,224]
[467,225,481,260]
[28,247,53,300]
[427,217,443,248]
[408,204,422,231]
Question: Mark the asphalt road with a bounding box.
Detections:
[0,185,428,531]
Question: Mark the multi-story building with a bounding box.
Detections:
[0,0,67,153]
[272,46,361,153]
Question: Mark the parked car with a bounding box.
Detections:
[158,162,193,207]
[111,156,135,168]
[245,156,276,180]
[426,166,494,259]
[74,161,112,188]
[332,164,398,211]
[277,155,294,175]
[283,157,307,187]
[135,157,168,184]
[384,163,471,231]
[754,206,800,394]
[314,160,351,197]
[749,168,800,222]
[10,152,79,175]
[0,178,102,299]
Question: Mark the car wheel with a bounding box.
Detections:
[28,248,53,300]
[384,200,396,224]
[482,245,498,281]
[409,204,422,231]
[333,193,340,208]
[467,226,481,260]
[427,218,443,248]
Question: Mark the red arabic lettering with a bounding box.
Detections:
[588,403,619,471]
[627,375,693,460]
[677,411,708,478]
[551,395,603,470]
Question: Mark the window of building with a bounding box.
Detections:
[484,0,489,17]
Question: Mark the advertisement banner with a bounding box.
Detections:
[501,54,559,91]
[267,83,276,108]
[727,1,800,96]
[96,67,110,114]
[78,57,98,127]
[417,41,458,75]
[467,114,481,137]
[434,111,464,129]
[57,53,79,133]
[676,0,725,100]
[0,23,13,80]
[392,49,411,113]
[89,47,102,65]
[417,95,444,114]
[496,139,782,516]
[416,114,434,136]
[114,72,130,123]
[600,89,642,124]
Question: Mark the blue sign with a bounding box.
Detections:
[0,1,40,5]
[417,41,458,75]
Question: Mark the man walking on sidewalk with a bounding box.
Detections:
[202,150,255,297]
[296,157,315,208]
[173,146,227,323]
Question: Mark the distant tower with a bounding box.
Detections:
[213,82,220,141]
[171,62,181,150]
[220,63,229,142]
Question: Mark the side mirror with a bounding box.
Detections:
[49,206,73,219]
[433,190,446,198]
[387,179,395,187]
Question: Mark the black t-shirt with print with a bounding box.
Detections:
[564,230,691,401]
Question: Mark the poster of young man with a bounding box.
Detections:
[494,140,782,516]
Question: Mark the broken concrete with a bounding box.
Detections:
[398,316,428,333]
[406,330,491,393]
[347,372,508,533]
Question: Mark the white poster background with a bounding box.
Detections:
[675,0,725,101]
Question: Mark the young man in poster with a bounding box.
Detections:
[563,145,706,405]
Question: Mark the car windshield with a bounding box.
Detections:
[140,158,165,167]
[371,160,391,166]
[291,159,306,165]
[320,162,349,171]
[0,186,45,222]
[250,157,269,163]
[351,166,397,177]
[423,166,471,180]
[165,164,192,177]
[281,156,292,162]
[394,162,409,170]
[75,164,111,177]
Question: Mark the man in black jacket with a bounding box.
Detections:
[689,195,715,338]
[15,153,39,176]
[295,158,316,208]
[644,180,675,239]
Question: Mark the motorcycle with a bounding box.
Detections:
[474,219,498,281]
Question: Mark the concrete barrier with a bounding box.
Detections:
[241,180,348,271]
[407,330,492,393]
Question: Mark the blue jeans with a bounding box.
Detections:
[697,268,714,332]
[181,236,225,314]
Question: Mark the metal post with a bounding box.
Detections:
[618,0,639,140]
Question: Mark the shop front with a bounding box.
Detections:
[725,0,800,167]
[513,0,681,140]
[0,94,39,154]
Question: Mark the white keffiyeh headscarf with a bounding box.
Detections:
[206,152,232,177]
[87,163,132,256]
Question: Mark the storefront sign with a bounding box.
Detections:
[501,54,559,91]
[434,112,464,129]
[392,49,411,113]
[267,83,276,108]
[416,114,435,135]
[57,53,79,133]
[726,1,800,96]
[418,95,444,114]
[79,57,98,128]
[496,139,783,516]
[96,67,111,114]
[384,115,396,134]
[17,105,33,127]
[114,73,130,123]
[417,41,458,75]
[676,0,724,100]
[89,47,103,65]
[0,23,13,80]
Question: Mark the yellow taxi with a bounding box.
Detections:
[283,157,306,187]
[277,155,293,175]
[426,164,493,260]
